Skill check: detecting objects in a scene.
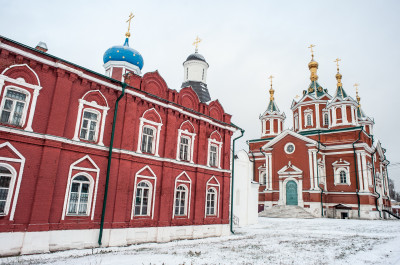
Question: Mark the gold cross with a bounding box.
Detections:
[334,58,341,71]
[126,12,135,38]
[354,83,360,93]
[268,75,274,88]
[193,36,202,52]
[308,44,315,58]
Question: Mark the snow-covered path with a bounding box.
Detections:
[2,218,400,265]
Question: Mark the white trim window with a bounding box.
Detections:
[323,112,329,126]
[259,170,267,185]
[304,108,313,127]
[141,125,155,154]
[306,114,312,126]
[176,121,196,163]
[131,166,157,219]
[207,131,223,168]
[294,114,299,130]
[332,159,351,186]
[67,175,92,215]
[209,144,218,167]
[206,188,217,216]
[134,181,152,216]
[79,109,100,142]
[0,88,29,127]
[137,108,163,156]
[174,185,188,216]
[0,166,13,215]
[205,176,220,218]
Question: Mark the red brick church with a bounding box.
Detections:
[0,21,239,255]
[248,48,391,219]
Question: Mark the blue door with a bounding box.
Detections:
[286,180,298,205]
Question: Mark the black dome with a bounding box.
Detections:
[186,52,206,62]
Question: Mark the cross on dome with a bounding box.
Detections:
[334,58,341,73]
[193,36,202,52]
[125,12,135,38]
[308,44,315,60]
[268,75,275,101]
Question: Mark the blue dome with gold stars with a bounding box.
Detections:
[103,38,143,70]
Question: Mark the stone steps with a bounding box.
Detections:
[259,205,315,219]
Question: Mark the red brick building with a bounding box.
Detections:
[248,53,391,219]
[0,33,239,255]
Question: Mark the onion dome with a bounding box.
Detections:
[184,51,208,65]
[103,38,144,70]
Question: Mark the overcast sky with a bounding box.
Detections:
[1,0,400,191]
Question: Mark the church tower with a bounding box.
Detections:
[103,13,144,81]
[181,36,211,102]
[260,76,285,138]
[291,45,332,132]
[326,59,359,128]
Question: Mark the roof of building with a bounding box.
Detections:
[181,80,211,103]
[103,38,144,70]
[185,51,208,65]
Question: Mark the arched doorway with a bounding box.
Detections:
[286,180,298,205]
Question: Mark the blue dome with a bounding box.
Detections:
[103,38,144,70]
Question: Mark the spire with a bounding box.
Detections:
[308,44,319,81]
[193,36,202,53]
[268,75,274,101]
[266,75,278,112]
[333,58,348,98]
[354,83,360,106]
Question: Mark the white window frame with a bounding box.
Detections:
[62,155,100,220]
[205,176,220,218]
[0,87,30,128]
[207,134,222,168]
[0,163,17,217]
[179,135,191,161]
[284,142,295,154]
[304,108,313,127]
[323,112,329,126]
[333,159,351,186]
[140,125,156,154]
[0,64,42,132]
[294,113,299,130]
[73,90,109,146]
[66,173,94,216]
[172,172,192,218]
[174,185,188,216]
[131,165,157,219]
[176,121,196,163]
[134,180,153,216]
[136,108,163,156]
[79,108,101,142]
[206,188,217,216]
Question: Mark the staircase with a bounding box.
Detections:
[259,205,315,219]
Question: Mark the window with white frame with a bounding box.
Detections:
[260,171,267,185]
[174,185,187,216]
[306,114,312,126]
[179,136,190,161]
[209,144,218,167]
[323,112,329,126]
[67,175,91,215]
[80,109,100,142]
[0,166,13,215]
[134,181,152,216]
[141,126,155,154]
[339,170,347,184]
[206,188,217,216]
[294,114,299,130]
[0,88,29,126]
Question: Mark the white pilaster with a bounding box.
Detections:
[308,150,314,190]
[351,106,355,125]
[361,152,368,191]
[268,154,272,190]
[73,101,84,141]
[316,103,320,129]
[25,89,40,132]
[342,105,347,124]
[278,179,283,205]
[356,152,364,192]
[298,106,302,131]
[278,120,281,134]
[136,119,144,153]
[312,151,318,189]
[270,118,274,135]
[332,108,337,126]
[98,109,107,146]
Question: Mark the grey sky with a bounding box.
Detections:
[1,0,400,191]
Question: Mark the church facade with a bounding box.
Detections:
[0,27,239,255]
[248,51,391,219]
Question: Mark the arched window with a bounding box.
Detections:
[179,136,190,161]
[80,109,100,142]
[340,170,347,184]
[67,175,91,215]
[324,113,329,126]
[260,172,267,185]
[206,188,217,216]
[134,181,151,216]
[0,88,29,126]
[141,126,155,153]
[306,114,312,126]
[174,185,187,216]
[209,144,218,167]
[0,166,13,214]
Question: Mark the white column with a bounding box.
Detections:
[265,155,269,189]
[268,154,272,190]
[190,135,195,163]
[176,130,182,160]
[73,101,84,141]
[25,88,40,132]
[313,151,318,189]
[356,152,364,191]
[342,105,347,124]
[299,178,304,205]
[98,109,107,146]
[270,118,274,134]
[332,108,337,126]
[262,119,265,135]
[361,152,368,191]
[308,150,314,190]
[298,106,302,131]
[351,106,355,125]
[136,119,144,153]
[278,119,281,134]
[278,179,283,205]
[316,103,320,129]
[217,141,222,168]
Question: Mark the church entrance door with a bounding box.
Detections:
[286,180,298,205]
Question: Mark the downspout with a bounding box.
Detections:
[230,129,245,234]
[98,82,127,245]
[352,129,363,218]
[371,147,381,218]
[316,131,325,217]
[249,151,256,182]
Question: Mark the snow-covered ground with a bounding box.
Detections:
[1,217,400,265]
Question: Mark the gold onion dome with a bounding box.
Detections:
[308,60,319,69]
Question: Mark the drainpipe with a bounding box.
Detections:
[316,131,325,217]
[249,151,256,182]
[371,147,381,218]
[98,82,127,245]
[230,129,245,234]
[352,129,363,218]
